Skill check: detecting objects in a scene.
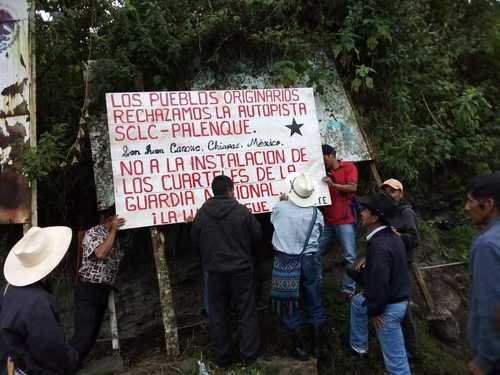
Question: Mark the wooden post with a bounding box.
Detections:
[369,160,382,187]
[150,227,180,357]
[23,0,37,234]
[411,263,435,312]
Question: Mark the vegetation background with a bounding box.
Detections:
[1,0,499,373]
[26,0,499,226]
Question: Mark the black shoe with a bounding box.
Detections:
[310,325,322,358]
[343,338,367,358]
[215,360,232,369]
[290,329,310,361]
[347,346,367,358]
[241,355,260,368]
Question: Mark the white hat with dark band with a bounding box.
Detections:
[4,226,72,287]
[285,172,318,208]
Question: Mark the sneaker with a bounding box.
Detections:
[347,346,367,358]
[343,338,367,358]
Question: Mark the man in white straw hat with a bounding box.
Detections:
[270,172,325,360]
[0,226,79,374]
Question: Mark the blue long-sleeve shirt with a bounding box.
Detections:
[468,218,500,373]
[271,200,324,255]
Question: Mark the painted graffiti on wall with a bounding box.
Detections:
[0,0,31,224]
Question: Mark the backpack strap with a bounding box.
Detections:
[300,207,318,255]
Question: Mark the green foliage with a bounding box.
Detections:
[21,124,69,180]
[331,0,499,208]
[441,224,478,262]
[33,0,500,217]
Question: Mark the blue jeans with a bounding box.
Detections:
[281,252,326,331]
[350,294,410,375]
[319,223,357,294]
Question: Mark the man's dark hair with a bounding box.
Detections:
[322,144,336,157]
[467,173,500,208]
[212,175,234,197]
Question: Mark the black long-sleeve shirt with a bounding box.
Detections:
[363,227,410,316]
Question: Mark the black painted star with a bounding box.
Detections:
[285,118,304,136]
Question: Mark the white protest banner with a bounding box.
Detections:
[106,88,331,229]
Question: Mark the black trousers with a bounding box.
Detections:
[208,268,261,365]
[402,265,417,359]
[70,281,111,364]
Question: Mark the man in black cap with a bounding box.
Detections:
[349,192,411,375]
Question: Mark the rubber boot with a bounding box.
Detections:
[290,328,309,361]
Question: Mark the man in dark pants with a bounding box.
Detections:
[70,213,125,366]
[381,178,420,362]
[191,175,262,367]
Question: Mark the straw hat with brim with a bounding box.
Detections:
[4,226,72,287]
[357,192,397,221]
[285,172,318,208]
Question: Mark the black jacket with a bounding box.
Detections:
[191,197,262,273]
[389,200,420,262]
[364,227,410,316]
[0,283,79,375]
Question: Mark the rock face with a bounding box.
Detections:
[417,267,469,346]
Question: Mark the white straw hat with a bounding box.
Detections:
[3,226,72,286]
[285,172,318,208]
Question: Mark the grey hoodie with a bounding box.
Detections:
[388,200,420,262]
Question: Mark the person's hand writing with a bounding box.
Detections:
[279,193,289,201]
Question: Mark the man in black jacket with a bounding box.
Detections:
[382,178,420,362]
[349,193,411,375]
[191,175,262,367]
[381,179,420,262]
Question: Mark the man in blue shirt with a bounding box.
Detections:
[465,174,500,375]
[271,172,325,360]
